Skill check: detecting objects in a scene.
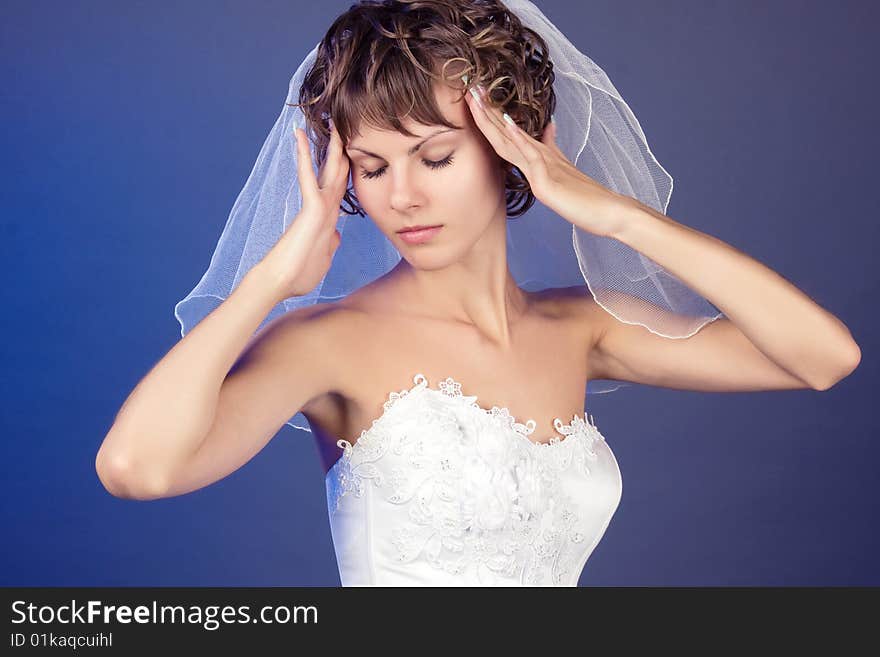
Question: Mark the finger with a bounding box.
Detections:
[476,85,547,158]
[468,85,510,140]
[465,86,521,164]
[328,124,350,195]
[325,126,350,224]
[477,88,551,171]
[501,112,542,158]
[332,123,351,185]
[294,128,319,202]
[484,89,524,149]
[328,123,352,192]
[317,124,341,190]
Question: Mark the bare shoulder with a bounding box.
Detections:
[531,284,593,306]
[252,298,369,369]
[237,297,370,401]
[265,298,363,331]
[259,272,412,367]
[241,298,371,433]
[530,285,607,346]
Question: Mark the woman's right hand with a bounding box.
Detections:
[259,121,351,300]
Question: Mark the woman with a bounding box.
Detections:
[95,0,861,586]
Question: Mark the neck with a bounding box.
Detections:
[390,215,530,348]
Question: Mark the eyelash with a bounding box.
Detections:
[359,154,455,180]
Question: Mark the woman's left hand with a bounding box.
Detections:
[463,80,632,238]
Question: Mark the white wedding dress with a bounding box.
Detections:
[324,372,623,586]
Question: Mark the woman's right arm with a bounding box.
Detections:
[97,124,351,500]
[94,262,329,500]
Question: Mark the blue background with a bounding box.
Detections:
[2,0,876,586]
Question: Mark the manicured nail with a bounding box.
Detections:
[502,112,516,127]
[461,74,469,84]
[469,87,482,106]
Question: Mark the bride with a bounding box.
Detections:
[95,0,860,586]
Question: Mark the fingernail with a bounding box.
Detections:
[469,87,482,105]
[502,112,516,127]
[461,74,469,85]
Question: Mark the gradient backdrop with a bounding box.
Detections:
[2,0,877,586]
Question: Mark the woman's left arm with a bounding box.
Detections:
[600,198,861,391]
[462,81,861,391]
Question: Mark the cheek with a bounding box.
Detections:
[453,153,506,208]
[349,177,382,213]
[449,142,504,194]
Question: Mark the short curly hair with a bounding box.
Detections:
[288,0,556,218]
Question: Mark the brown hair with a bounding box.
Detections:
[288,0,556,218]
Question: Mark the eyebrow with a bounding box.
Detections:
[346,128,459,158]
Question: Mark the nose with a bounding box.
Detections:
[388,169,422,213]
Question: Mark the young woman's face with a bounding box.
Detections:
[344,81,508,269]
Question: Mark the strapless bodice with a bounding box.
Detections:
[325,373,622,586]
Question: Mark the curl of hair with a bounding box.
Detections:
[288,0,556,218]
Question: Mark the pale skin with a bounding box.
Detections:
[305,75,861,475]
[296,78,600,474]
[97,73,861,498]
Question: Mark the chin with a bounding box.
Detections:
[399,246,468,272]
[400,252,451,271]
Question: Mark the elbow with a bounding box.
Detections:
[811,339,862,391]
[95,450,170,501]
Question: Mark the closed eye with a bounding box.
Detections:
[359,154,455,181]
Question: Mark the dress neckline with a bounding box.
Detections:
[326,372,598,479]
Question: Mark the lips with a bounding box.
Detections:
[396,225,443,244]
[397,224,443,234]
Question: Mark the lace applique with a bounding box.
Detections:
[326,373,609,584]
[327,375,432,512]
[432,374,601,460]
